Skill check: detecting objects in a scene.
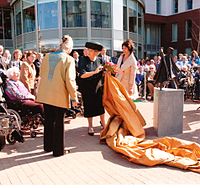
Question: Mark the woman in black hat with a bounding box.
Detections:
[77,42,106,136]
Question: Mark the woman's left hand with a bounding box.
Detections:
[128,89,133,95]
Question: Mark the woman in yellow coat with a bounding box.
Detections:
[115,39,138,100]
[36,35,78,157]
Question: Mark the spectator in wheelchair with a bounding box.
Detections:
[4,67,44,115]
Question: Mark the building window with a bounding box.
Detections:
[15,0,22,36]
[186,0,193,10]
[172,23,178,41]
[62,0,86,27]
[23,0,35,33]
[37,0,58,30]
[91,0,111,28]
[173,0,178,13]
[172,49,177,56]
[138,6,143,35]
[0,10,3,39]
[123,6,127,31]
[156,0,161,14]
[128,0,137,33]
[3,10,12,39]
[185,48,192,55]
[185,20,192,39]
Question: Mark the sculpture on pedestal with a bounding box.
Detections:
[154,47,180,90]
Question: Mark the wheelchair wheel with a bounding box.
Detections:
[0,135,6,150]
[72,113,76,119]
[7,109,22,129]
[32,124,39,129]
[6,133,16,145]
[30,131,37,138]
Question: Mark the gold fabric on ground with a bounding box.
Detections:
[100,73,200,173]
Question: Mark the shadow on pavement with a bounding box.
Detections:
[1,107,200,173]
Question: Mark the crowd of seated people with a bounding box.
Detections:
[135,49,200,101]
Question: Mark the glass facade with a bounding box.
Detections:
[8,0,144,58]
[91,0,111,28]
[185,19,192,39]
[144,23,161,57]
[62,0,86,27]
[156,0,161,14]
[23,0,35,33]
[173,0,178,14]
[0,8,12,39]
[122,0,144,58]
[187,0,193,10]
[128,0,137,33]
[37,0,58,29]
[0,6,12,50]
[15,0,22,35]
[172,23,178,42]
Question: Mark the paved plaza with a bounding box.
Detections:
[0,100,200,185]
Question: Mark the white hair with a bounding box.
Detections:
[6,67,20,79]
[60,35,73,54]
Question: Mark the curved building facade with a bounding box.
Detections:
[10,0,145,58]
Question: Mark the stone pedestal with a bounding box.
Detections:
[153,88,184,137]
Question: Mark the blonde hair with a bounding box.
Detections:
[60,35,73,54]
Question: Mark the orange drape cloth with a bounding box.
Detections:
[100,73,200,173]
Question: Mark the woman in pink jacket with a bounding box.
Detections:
[115,39,138,100]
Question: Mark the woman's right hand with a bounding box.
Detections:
[94,66,103,74]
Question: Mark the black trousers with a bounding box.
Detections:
[43,104,66,156]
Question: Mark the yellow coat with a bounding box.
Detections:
[20,61,36,92]
[36,51,77,109]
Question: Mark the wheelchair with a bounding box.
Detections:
[0,102,24,149]
[64,91,84,119]
[5,99,44,138]
[0,71,44,138]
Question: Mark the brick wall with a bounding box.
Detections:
[145,9,200,54]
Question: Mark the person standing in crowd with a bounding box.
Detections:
[77,42,106,136]
[10,49,23,69]
[33,52,43,96]
[36,35,78,157]
[115,39,138,100]
[0,45,5,70]
[83,47,89,57]
[99,47,111,65]
[1,49,11,70]
[72,50,80,73]
[73,51,79,64]
[20,51,37,95]
[111,51,119,64]
[190,50,200,65]
[34,52,43,79]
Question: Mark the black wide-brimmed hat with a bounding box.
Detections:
[85,42,103,51]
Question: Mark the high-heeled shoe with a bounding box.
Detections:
[100,121,104,130]
[88,127,94,136]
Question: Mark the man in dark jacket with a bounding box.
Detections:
[154,47,180,90]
